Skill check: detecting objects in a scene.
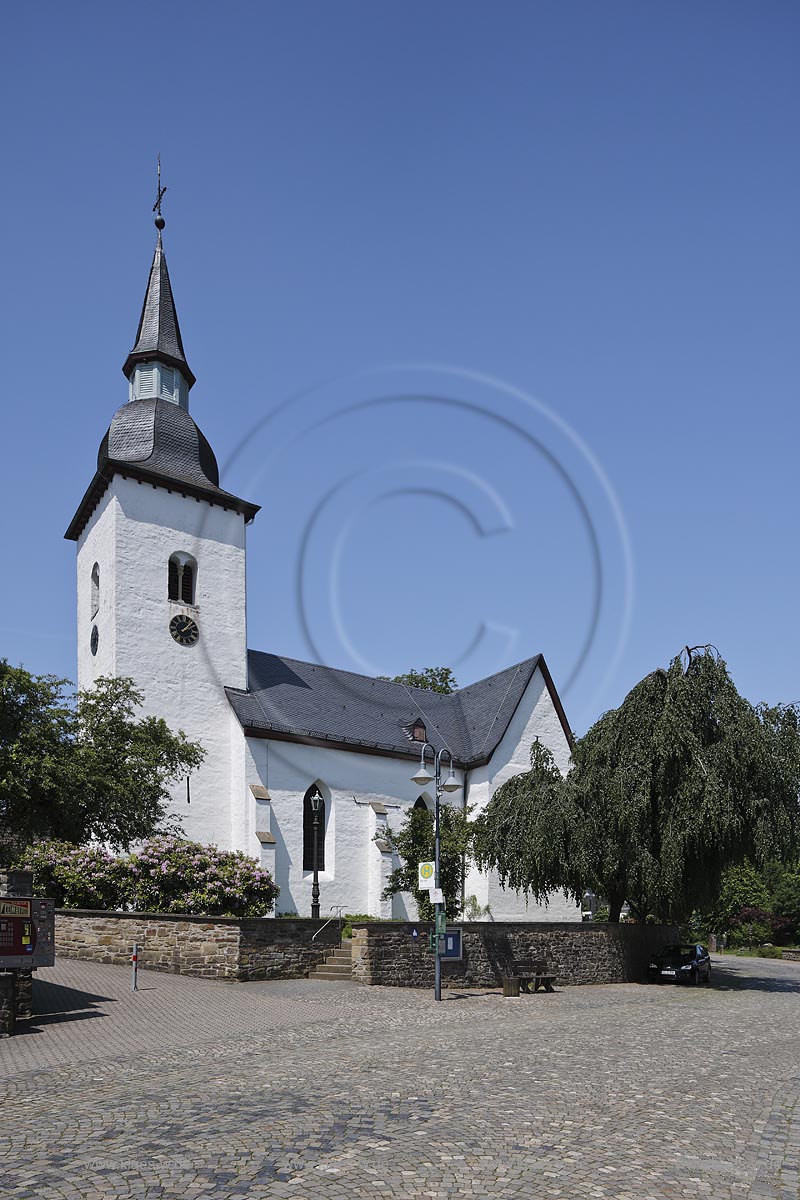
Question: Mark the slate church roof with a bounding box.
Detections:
[64,397,260,540]
[226,651,573,766]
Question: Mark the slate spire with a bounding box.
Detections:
[122,225,196,390]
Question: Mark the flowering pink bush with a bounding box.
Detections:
[15,837,279,917]
[16,842,129,910]
[127,836,279,916]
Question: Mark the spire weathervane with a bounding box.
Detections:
[152,155,167,231]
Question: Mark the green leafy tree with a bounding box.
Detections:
[382,802,472,919]
[379,667,458,694]
[0,662,204,859]
[714,863,770,929]
[771,871,800,942]
[473,739,578,902]
[473,648,800,922]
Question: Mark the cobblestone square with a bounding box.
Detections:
[1,955,798,1199]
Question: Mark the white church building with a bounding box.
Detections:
[65,215,579,923]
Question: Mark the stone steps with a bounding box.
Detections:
[308,940,353,982]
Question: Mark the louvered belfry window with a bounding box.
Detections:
[302,786,326,872]
[138,365,157,397]
[181,563,194,604]
[168,558,180,601]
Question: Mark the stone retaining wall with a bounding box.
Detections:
[0,974,16,1037]
[55,911,339,982]
[351,921,680,987]
[0,870,33,896]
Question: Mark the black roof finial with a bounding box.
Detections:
[153,154,167,232]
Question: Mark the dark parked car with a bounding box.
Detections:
[648,943,711,986]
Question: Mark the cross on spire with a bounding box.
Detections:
[152,155,167,230]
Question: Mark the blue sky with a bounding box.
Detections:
[1,2,797,733]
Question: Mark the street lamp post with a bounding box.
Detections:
[411,743,461,1002]
[310,789,323,920]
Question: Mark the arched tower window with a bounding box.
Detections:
[168,553,197,605]
[90,563,100,620]
[303,785,326,872]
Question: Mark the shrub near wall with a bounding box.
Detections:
[17,837,279,917]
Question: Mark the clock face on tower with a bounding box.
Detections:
[169,614,200,647]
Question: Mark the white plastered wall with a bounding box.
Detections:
[75,475,578,918]
[232,662,578,921]
[76,475,248,848]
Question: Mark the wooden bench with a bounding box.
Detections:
[501,961,556,996]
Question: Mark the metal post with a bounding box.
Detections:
[434,756,442,1003]
[411,741,459,1005]
[311,809,321,920]
[131,943,139,992]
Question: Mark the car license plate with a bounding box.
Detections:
[661,969,676,976]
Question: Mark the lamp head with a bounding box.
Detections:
[441,768,460,793]
[411,764,435,787]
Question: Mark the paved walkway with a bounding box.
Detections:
[1,955,799,1199]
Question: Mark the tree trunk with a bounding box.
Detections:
[607,894,624,922]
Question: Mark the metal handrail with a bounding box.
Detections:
[312,905,346,942]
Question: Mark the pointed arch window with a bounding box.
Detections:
[168,554,196,605]
[90,562,100,620]
[303,785,326,872]
[414,796,430,811]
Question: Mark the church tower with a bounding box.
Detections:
[65,207,259,847]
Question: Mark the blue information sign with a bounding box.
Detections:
[439,927,462,961]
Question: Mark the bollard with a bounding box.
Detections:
[131,943,139,992]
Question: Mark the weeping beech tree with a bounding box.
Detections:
[474,648,800,922]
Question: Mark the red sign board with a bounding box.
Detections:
[0,916,37,956]
[0,897,54,968]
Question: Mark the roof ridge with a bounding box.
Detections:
[456,655,541,696]
[246,648,541,698]
[231,651,571,764]
[247,650,454,698]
